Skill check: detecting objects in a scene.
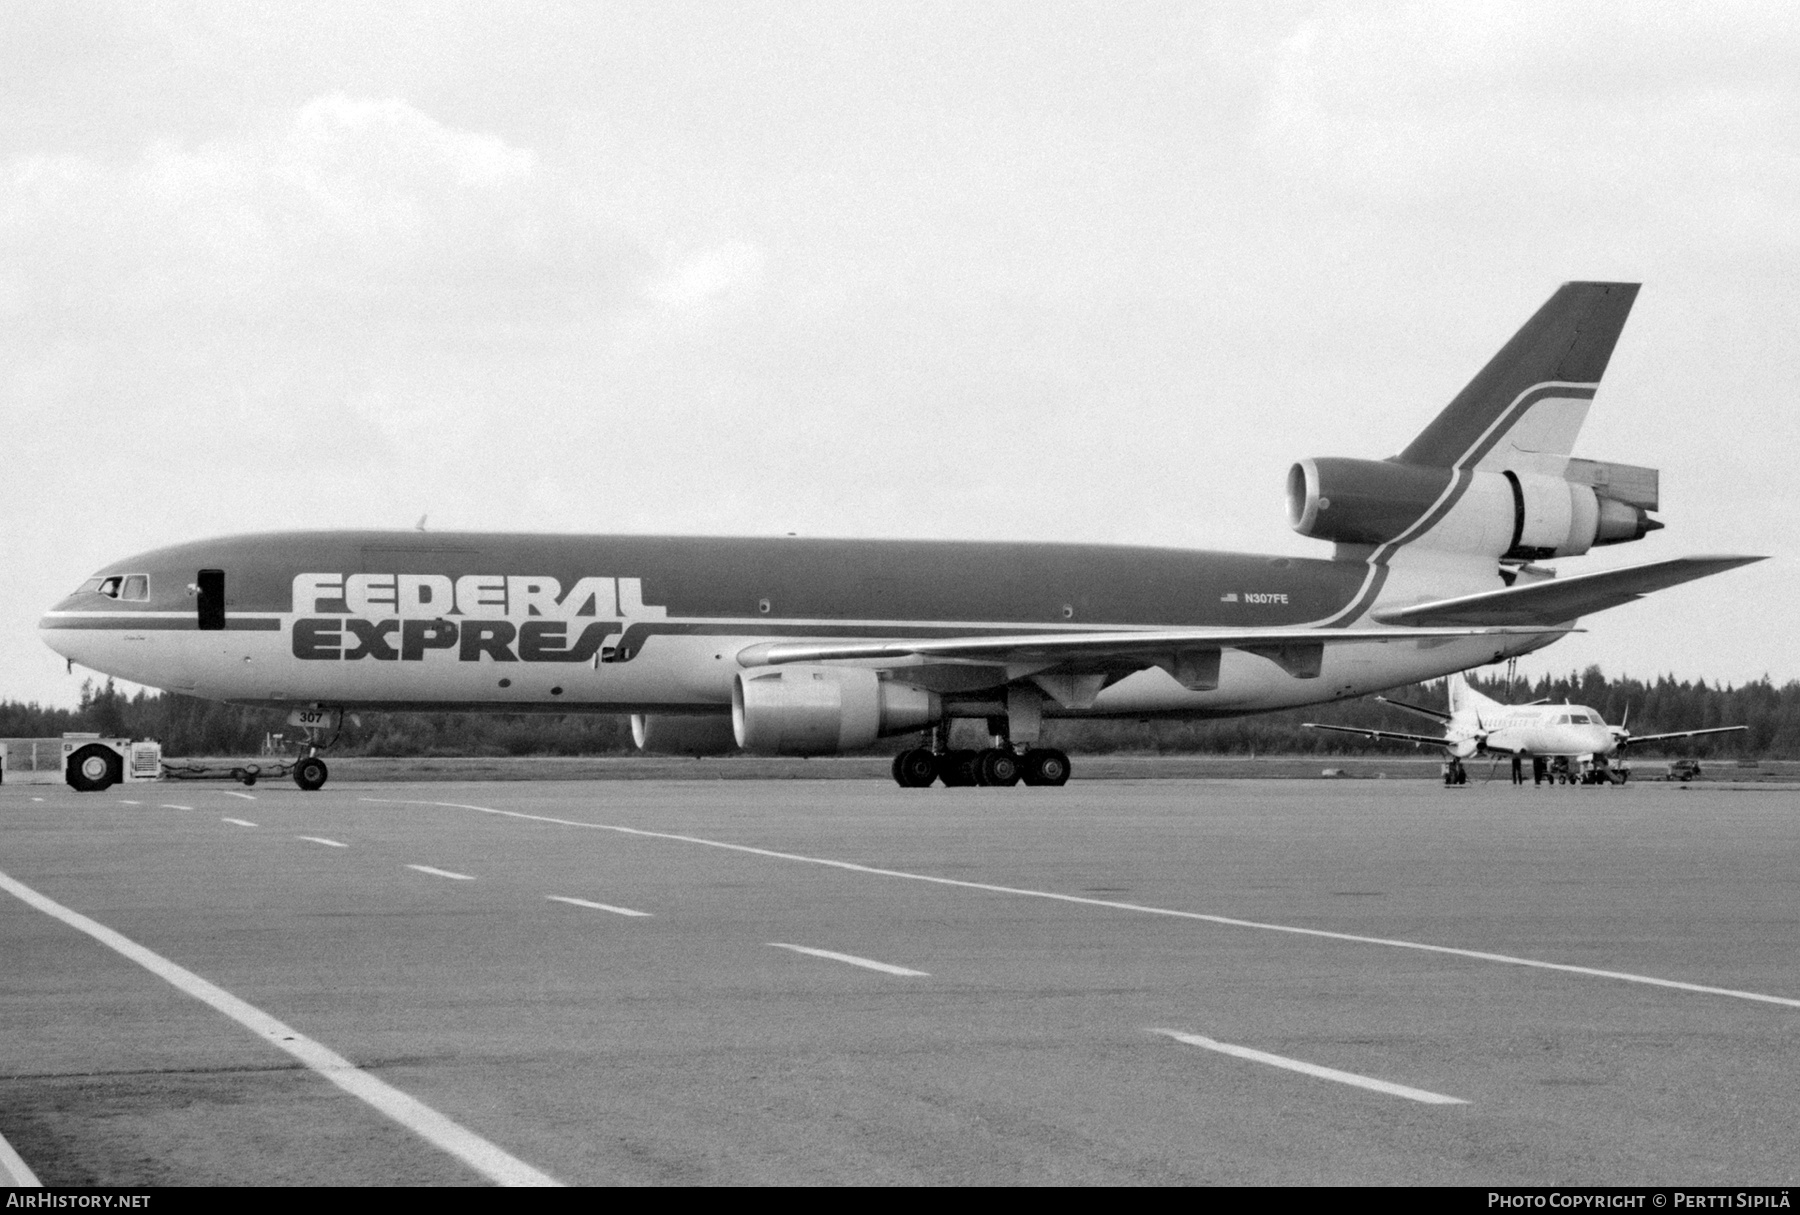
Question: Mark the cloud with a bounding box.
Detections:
[1240,0,1800,255]
[646,240,766,316]
[0,92,644,348]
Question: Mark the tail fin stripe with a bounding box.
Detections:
[1456,382,1596,471]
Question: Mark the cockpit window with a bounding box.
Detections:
[77,577,103,594]
[89,574,149,601]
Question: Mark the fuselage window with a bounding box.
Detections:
[121,575,149,601]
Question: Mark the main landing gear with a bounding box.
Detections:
[895,693,1071,788]
[891,745,1072,788]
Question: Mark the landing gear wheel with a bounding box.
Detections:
[940,750,980,787]
[1020,748,1071,787]
[66,744,122,793]
[978,749,1021,787]
[893,748,938,788]
[293,756,329,792]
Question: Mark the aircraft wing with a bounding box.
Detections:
[1619,724,1749,749]
[1301,722,1453,749]
[1370,555,1766,627]
[736,625,1566,676]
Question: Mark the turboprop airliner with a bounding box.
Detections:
[1304,672,1748,785]
[39,282,1762,791]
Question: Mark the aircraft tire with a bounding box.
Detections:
[894,748,938,788]
[978,749,1021,787]
[66,744,122,793]
[293,756,329,792]
[1020,748,1071,787]
[940,750,980,787]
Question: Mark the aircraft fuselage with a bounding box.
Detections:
[39,530,1546,719]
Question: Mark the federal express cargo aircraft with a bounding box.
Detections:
[40,283,1762,791]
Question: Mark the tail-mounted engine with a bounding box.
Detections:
[1287,456,1660,559]
[733,665,941,756]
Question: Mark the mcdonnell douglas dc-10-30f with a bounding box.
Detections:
[41,282,1763,792]
[1304,672,1749,786]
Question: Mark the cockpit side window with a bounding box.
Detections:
[77,577,104,594]
[89,574,149,600]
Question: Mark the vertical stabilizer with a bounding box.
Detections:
[1400,282,1639,471]
[1446,672,1502,717]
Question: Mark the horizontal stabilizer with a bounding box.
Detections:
[1372,556,1766,627]
[736,625,1568,670]
[1372,696,1453,723]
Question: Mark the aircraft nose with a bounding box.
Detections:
[40,592,92,665]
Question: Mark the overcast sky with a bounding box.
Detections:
[3,1,1795,709]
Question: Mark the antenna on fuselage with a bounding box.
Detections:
[415,514,429,532]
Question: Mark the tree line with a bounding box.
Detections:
[0,666,1788,759]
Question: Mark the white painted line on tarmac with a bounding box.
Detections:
[118,800,139,805]
[159,804,192,810]
[223,791,257,801]
[407,864,476,881]
[0,1125,41,1187]
[769,943,928,977]
[546,895,650,917]
[1152,1029,1468,1105]
[299,836,349,848]
[31,798,44,803]
[222,818,258,828]
[365,798,1800,1012]
[0,866,560,1187]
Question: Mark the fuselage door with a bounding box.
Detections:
[197,569,226,631]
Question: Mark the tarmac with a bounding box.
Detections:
[2,770,1797,1185]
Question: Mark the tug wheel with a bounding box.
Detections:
[66,744,122,793]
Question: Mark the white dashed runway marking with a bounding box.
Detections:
[769,943,929,977]
[363,798,1800,1012]
[299,836,349,848]
[222,818,258,828]
[160,804,192,810]
[546,895,650,917]
[406,864,476,881]
[223,791,257,801]
[1153,1029,1468,1105]
[0,866,560,1186]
